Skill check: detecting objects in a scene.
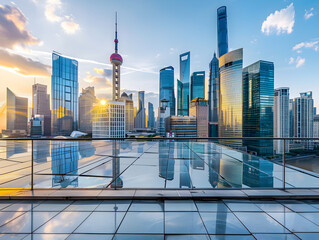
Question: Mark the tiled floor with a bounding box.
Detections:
[0,199,318,239]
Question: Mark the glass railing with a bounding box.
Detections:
[0,137,318,190]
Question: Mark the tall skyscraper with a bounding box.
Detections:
[208,53,219,137]
[274,88,290,154]
[32,83,51,136]
[243,61,274,155]
[51,52,78,136]
[289,99,294,138]
[190,71,205,101]
[110,12,123,101]
[217,6,228,58]
[177,52,190,116]
[159,66,175,116]
[189,98,209,137]
[3,88,28,137]
[79,87,96,133]
[134,91,146,129]
[218,48,243,146]
[157,99,171,136]
[120,92,134,132]
[147,102,155,129]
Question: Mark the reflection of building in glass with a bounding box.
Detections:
[33,141,50,163]
[190,71,205,101]
[92,100,125,138]
[166,116,197,137]
[208,53,219,137]
[5,141,28,159]
[134,91,146,129]
[190,98,209,138]
[177,52,190,116]
[219,48,243,146]
[79,141,96,158]
[120,92,134,132]
[217,6,228,58]
[243,61,274,155]
[110,141,123,188]
[51,53,78,136]
[79,87,96,134]
[159,66,175,116]
[147,102,155,129]
[51,142,79,188]
[274,88,290,154]
[157,99,171,136]
[159,141,175,180]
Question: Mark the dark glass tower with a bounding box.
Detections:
[51,52,79,136]
[217,6,228,58]
[190,71,205,101]
[178,52,190,116]
[147,102,155,129]
[243,60,274,155]
[159,66,175,116]
[208,53,219,137]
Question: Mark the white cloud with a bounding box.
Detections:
[295,56,305,68]
[305,8,314,20]
[261,3,295,35]
[289,57,294,64]
[45,0,63,22]
[293,40,319,52]
[61,16,80,34]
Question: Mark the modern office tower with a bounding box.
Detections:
[208,53,219,137]
[30,115,45,137]
[2,88,28,137]
[165,116,197,137]
[292,92,314,149]
[189,98,209,137]
[134,91,146,129]
[274,88,290,154]
[243,61,274,155]
[289,99,294,138]
[51,52,78,136]
[177,52,190,116]
[32,83,51,136]
[157,99,171,136]
[92,100,125,138]
[190,71,205,101]
[217,6,228,58]
[159,66,175,116]
[313,115,319,140]
[120,92,134,132]
[218,48,243,146]
[79,87,96,134]
[110,13,123,101]
[147,102,155,129]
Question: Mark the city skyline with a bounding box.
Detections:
[0,0,318,114]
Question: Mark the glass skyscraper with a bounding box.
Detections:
[177,52,190,116]
[217,6,228,58]
[159,66,175,116]
[218,48,243,146]
[208,53,219,137]
[134,91,146,129]
[243,60,274,155]
[51,52,79,136]
[190,71,205,101]
[147,102,155,129]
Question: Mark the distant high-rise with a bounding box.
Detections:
[79,87,96,133]
[189,98,209,137]
[177,52,190,116]
[157,99,171,136]
[243,61,274,155]
[159,66,175,116]
[208,53,219,137]
[190,71,205,101]
[219,48,243,146]
[147,102,155,129]
[313,115,319,139]
[289,99,294,138]
[134,91,146,129]
[51,52,78,136]
[217,6,228,58]
[4,88,28,136]
[120,92,134,132]
[274,88,290,154]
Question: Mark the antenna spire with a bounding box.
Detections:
[114,12,118,53]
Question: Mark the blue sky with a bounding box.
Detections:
[0,0,318,114]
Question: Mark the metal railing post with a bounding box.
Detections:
[31,139,34,191]
[283,139,286,190]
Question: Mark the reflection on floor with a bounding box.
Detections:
[0,199,318,239]
[0,140,318,189]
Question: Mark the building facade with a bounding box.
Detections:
[218,48,243,146]
[208,53,219,137]
[243,60,274,155]
[157,99,171,136]
[147,102,155,129]
[274,88,290,154]
[190,71,205,101]
[79,87,96,134]
[120,92,134,132]
[189,98,209,138]
[159,66,175,116]
[314,115,319,140]
[166,116,197,137]
[134,91,146,129]
[51,53,78,136]
[217,6,228,58]
[177,52,190,116]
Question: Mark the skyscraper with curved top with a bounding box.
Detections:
[159,66,175,116]
[177,52,190,116]
[217,6,228,58]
